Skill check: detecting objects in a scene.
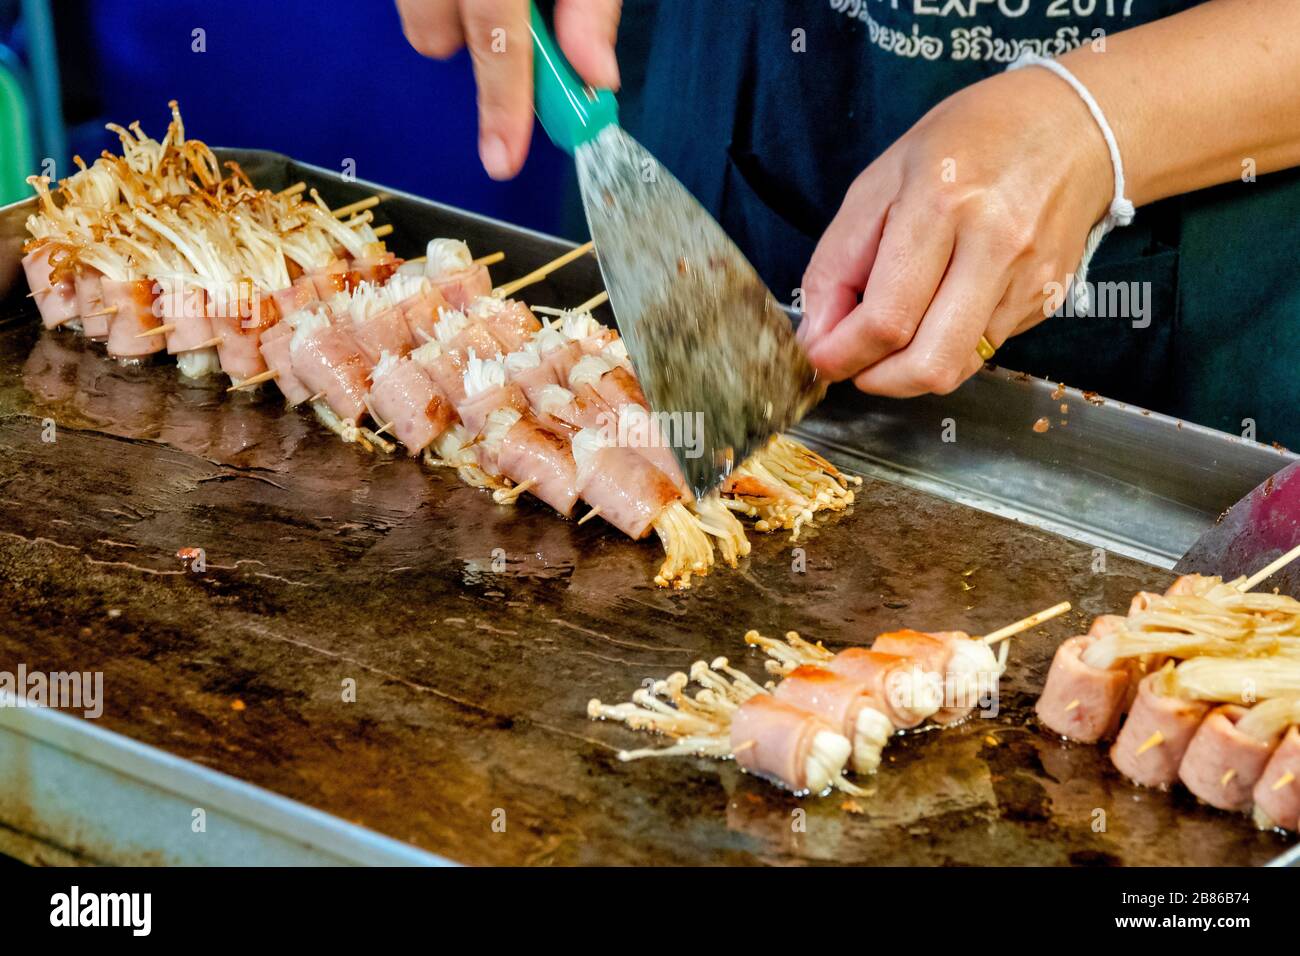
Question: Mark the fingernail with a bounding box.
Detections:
[796,315,821,347]
[480,134,512,181]
[602,50,621,90]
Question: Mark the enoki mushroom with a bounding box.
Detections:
[588,657,866,796]
[722,434,860,540]
[651,501,715,590]
[1083,592,1300,670]
[1171,656,1300,704]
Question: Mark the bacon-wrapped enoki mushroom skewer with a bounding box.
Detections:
[1037,566,1300,743]
[589,658,865,796]
[744,603,1068,732]
[1248,696,1300,831]
[24,103,870,590]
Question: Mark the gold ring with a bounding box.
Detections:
[976,335,997,361]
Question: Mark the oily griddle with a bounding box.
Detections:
[0,318,1293,866]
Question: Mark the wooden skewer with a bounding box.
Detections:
[1221,768,1237,787]
[332,196,381,219]
[227,369,279,392]
[362,397,393,438]
[1064,699,1080,712]
[409,250,504,267]
[372,224,394,240]
[493,477,538,505]
[186,336,223,350]
[1135,730,1165,756]
[83,306,118,319]
[1240,542,1300,592]
[308,391,326,403]
[493,240,595,299]
[983,601,1072,646]
[575,290,609,313]
[578,505,603,525]
[1272,770,1296,792]
[136,323,176,339]
[276,182,307,198]
[26,288,47,298]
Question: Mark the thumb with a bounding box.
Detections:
[554,0,622,89]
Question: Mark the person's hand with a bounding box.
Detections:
[798,66,1114,397]
[397,0,622,180]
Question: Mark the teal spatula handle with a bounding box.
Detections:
[530,1,619,154]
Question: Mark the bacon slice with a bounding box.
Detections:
[873,630,952,678]
[74,267,108,339]
[508,360,561,407]
[1254,725,1300,831]
[498,416,580,516]
[270,282,318,320]
[1109,672,1211,788]
[823,648,939,729]
[420,348,469,405]
[102,279,164,359]
[349,306,414,365]
[773,665,892,773]
[577,445,679,539]
[209,291,275,381]
[730,695,845,793]
[434,264,491,309]
[369,356,453,455]
[348,252,400,288]
[399,287,451,341]
[258,321,313,406]
[22,245,79,329]
[152,281,211,354]
[540,340,585,383]
[454,382,528,436]
[610,404,693,499]
[1035,635,1129,743]
[552,384,614,431]
[307,259,349,299]
[448,321,505,360]
[576,329,619,355]
[476,299,541,352]
[1179,705,1277,811]
[290,322,371,423]
[594,365,648,410]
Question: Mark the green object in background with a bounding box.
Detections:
[0,47,36,206]
[529,1,618,155]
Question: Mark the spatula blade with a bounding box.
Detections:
[575,125,826,498]
[1175,459,1300,597]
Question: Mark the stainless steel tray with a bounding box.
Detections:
[1,149,1294,866]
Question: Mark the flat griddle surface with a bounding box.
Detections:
[0,318,1293,866]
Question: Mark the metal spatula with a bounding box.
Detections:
[529,3,826,498]
[1175,459,1300,597]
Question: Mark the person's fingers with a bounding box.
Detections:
[852,237,1008,398]
[798,176,889,348]
[460,0,533,180]
[985,262,1065,344]
[804,201,955,382]
[554,0,622,89]
[396,0,465,59]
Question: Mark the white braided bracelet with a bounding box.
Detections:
[1008,52,1135,317]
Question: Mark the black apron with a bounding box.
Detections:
[612,0,1300,448]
